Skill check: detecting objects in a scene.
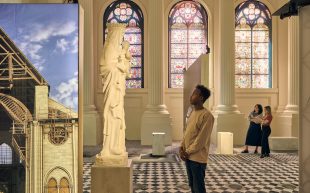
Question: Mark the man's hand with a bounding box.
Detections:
[179,146,189,161]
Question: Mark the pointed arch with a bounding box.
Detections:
[103,0,144,88]
[59,177,70,193]
[235,0,272,88]
[47,178,57,193]
[168,0,208,88]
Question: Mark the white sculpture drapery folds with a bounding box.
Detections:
[96,23,131,166]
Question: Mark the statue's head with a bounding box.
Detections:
[106,23,127,46]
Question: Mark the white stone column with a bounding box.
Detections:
[275,16,299,138]
[216,0,239,114]
[80,0,100,146]
[140,0,172,145]
[299,6,310,192]
[284,16,299,113]
[211,0,246,146]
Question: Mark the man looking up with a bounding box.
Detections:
[179,85,214,193]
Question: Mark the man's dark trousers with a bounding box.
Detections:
[185,159,207,193]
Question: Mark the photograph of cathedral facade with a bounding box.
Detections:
[0,4,79,193]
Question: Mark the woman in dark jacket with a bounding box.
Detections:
[241,104,263,154]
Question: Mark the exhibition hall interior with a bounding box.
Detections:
[0,0,310,193]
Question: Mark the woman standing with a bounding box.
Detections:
[241,104,263,154]
[260,106,273,158]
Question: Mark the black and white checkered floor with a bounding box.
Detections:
[83,153,298,193]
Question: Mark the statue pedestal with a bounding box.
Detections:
[95,153,128,166]
[91,159,133,193]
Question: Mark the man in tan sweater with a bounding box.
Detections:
[179,85,214,193]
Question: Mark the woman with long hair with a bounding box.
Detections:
[241,104,263,154]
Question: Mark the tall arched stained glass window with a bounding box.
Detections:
[103,0,144,88]
[169,1,208,88]
[235,0,272,88]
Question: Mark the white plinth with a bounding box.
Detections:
[152,132,165,156]
[91,159,133,193]
[217,132,233,154]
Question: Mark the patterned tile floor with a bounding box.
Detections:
[83,153,298,193]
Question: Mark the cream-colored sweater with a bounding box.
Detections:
[181,108,214,164]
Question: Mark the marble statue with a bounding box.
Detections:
[96,23,131,166]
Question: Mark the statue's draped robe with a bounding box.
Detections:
[99,25,127,157]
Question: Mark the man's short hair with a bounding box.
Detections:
[196,84,211,103]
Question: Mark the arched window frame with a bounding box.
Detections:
[103,0,144,88]
[235,0,272,88]
[168,0,208,88]
[0,143,13,165]
[59,177,71,193]
[47,178,58,193]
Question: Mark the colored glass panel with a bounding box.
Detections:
[129,68,141,78]
[188,29,206,43]
[128,45,141,56]
[252,43,268,58]
[171,44,187,58]
[171,29,187,43]
[252,59,269,74]
[235,59,251,74]
[171,59,187,73]
[126,80,141,88]
[124,31,141,44]
[235,43,251,58]
[252,30,269,42]
[235,75,251,88]
[252,75,269,88]
[235,30,251,42]
[171,74,184,88]
[131,57,141,67]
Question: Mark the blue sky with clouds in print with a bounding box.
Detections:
[0,4,78,111]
